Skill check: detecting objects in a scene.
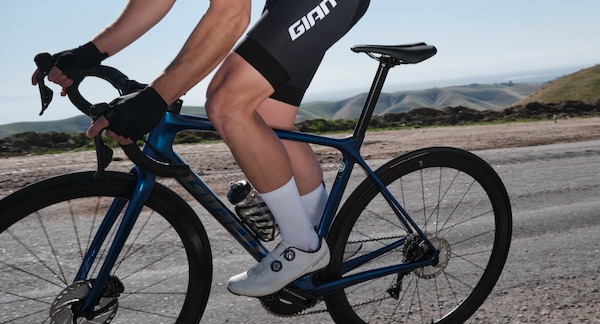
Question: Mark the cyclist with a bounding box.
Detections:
[31,0,370,297]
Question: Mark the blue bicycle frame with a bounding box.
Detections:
[75,57,439,314]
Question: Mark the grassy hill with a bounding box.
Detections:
[3,100,599,157]
[519,64,600,104]
[0,83,540,138]
[0,116,90,139]
[299,83,538,121]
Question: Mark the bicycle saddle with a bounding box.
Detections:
[352,43,437,64]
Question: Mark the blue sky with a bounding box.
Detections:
[1,0,599,124]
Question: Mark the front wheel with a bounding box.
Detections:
[0,172,212,323]
[325,147,512,323]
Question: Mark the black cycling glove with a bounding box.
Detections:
[52,41,108,71]
[99,87,168,140]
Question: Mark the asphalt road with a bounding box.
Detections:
[196,140,600,323]
[1,140,598,323]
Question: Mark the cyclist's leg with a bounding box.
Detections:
[207,51,329,298]
[257,99,323,195]
[257,98,327,228]
[209,0,370,297]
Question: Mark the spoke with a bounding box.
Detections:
[424,169,461,234]
[452,251,488,271]
[444,271,476,291]
[4,228,65,287]
[406,276,419,320]
[67,200,84,263]
[455,249,493,258]
[364,206,406,232]
[439,195,489,238]
[435,167,443,234]
[389,276,405,322]
[120,271,185,299]
[114,210,162,273]
[434,277,443,319]
[0,289,53,306]
[112,219,178,280]
[451,228,495,247]
[85,196,103,256]
[117,247,177,281]
[0,259,64,290]
[118,305,178,320]
[35,212,68,285]
[442,209,494,237]
[442,271,461,305]
[438,177,476,234]
[2,307,50,323]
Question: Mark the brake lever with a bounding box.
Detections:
[90,103,114,179]
[93,134,114,179]
[33,53,54,115]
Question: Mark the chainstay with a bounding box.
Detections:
[267,234,405,318]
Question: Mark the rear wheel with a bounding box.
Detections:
[0,172,212,323]
[325,147,512,323]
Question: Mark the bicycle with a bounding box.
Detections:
[0,42,512,323]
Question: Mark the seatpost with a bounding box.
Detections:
[353,56,398,139]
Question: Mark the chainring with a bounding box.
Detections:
[260,297,307,317]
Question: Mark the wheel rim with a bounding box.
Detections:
[327,160,510,323]
[0,191,198,323]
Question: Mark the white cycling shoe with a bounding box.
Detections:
[227,238,330,297]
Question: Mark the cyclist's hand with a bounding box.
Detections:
[87,87,168,144]
[31,42,108,96]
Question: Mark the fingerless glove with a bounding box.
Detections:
[103,87,168,140]
[53,41,109,71]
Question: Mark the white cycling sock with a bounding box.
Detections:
[259,177,320,251]
[301,183,328,228]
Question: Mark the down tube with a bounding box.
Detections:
[146,114,269,261]
[176,170,269,261]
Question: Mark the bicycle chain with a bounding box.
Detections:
[265,234,404,318]
[269,296,395,318]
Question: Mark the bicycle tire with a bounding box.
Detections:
[0,171,212,323]
[324,147,512,323]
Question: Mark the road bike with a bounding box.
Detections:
[0,42,512,323]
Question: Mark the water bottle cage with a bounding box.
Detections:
[236,203,279,242]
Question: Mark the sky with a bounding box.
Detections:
[1,0,599,125]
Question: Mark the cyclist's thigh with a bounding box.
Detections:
[257,98,299,130]
[236,0,370,105]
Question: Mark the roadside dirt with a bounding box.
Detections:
[2,117,600,197]
[1,117,600,323]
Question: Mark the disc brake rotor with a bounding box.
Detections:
[50,281,118,324]
[413,236,451,279]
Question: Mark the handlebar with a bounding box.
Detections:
[34,53,191,178]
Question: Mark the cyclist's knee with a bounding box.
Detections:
[205,94,237,142]
[205,54,273,132]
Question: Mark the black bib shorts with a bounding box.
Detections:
[235,0,370,106]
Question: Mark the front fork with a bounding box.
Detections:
[74,167,156,318]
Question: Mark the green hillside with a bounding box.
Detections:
[0,82,540,139]
[0,116,90,139]
[520,64,600,104]
[299,83,538,121]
